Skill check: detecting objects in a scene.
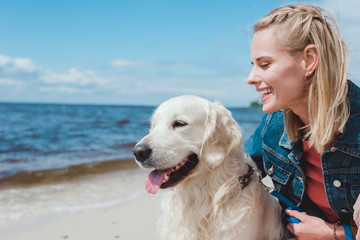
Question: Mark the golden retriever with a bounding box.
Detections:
[133,95,284,240]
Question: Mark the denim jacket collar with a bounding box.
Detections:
[279,129,303,165]
[279,129,293,150]
[333,133,360,158]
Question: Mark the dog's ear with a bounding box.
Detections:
[200,101,242,169]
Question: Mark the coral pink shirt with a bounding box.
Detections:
[302,140,339,223]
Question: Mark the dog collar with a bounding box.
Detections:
[238,164,255,189]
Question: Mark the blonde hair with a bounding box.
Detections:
[254,4,349,153]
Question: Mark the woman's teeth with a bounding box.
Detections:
[259,88,273,96]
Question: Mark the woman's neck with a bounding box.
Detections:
[290,102,309,126]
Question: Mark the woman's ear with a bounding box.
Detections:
[303,44,319,77]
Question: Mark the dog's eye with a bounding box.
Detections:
[172,120,188,128]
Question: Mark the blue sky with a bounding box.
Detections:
[0,0,359,107]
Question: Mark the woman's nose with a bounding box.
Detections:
[247,67,260,85]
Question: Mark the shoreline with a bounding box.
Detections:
[0,158,138,189]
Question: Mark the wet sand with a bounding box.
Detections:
[0,160,163,240]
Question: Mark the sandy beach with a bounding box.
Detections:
[1,193,161,240]
[0,164,163,240]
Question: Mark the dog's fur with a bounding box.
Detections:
[134,95,284,240]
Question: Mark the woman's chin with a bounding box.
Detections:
[262,104,280,114]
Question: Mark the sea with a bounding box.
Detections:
[0,102,264,233]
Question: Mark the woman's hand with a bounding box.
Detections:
[286,209,346,240]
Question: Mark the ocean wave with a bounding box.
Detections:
[0,158,139,189]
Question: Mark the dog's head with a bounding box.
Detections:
[133,95,242,194]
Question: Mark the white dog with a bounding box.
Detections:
[133,95,284,240]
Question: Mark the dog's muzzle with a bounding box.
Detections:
[133,142,199,194]
[133,144,152,164]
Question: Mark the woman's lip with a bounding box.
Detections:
[261,92,272,103]
[256,86,272,91]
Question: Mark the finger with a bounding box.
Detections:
[285,209,307,222]
[287,222,304,237]
[287,222,297,234]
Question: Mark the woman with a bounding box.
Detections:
[244,4,360,240]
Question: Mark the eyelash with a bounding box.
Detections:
[260,63,270,69]
[172,120,188,128]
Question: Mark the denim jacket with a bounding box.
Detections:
[244,80,360,222]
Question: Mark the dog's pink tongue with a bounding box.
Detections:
[145,169,171,194]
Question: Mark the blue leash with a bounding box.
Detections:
[344,223,354,240]
[270,190,304,212]
[269,189,304,224]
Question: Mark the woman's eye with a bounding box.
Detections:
[172,120,188,128]
[260,63,270,69]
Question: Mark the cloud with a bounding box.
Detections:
[319,0,360,85]
[322,0,360,39]
[111,60,151,71]
[0,54,38,73]
[0,54,111,88]
[39,68,109,86]
[0,77,24,86]
[38,86,92,94]
[111,59,200,72]
[113,70,256,103]
[321,0,360,22]
[0,53,255,106]
[0,54,114,102]
[319,0,360,51]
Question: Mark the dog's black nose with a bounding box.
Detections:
[133,144,152,163]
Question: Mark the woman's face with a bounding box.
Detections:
[247,27,309,115]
